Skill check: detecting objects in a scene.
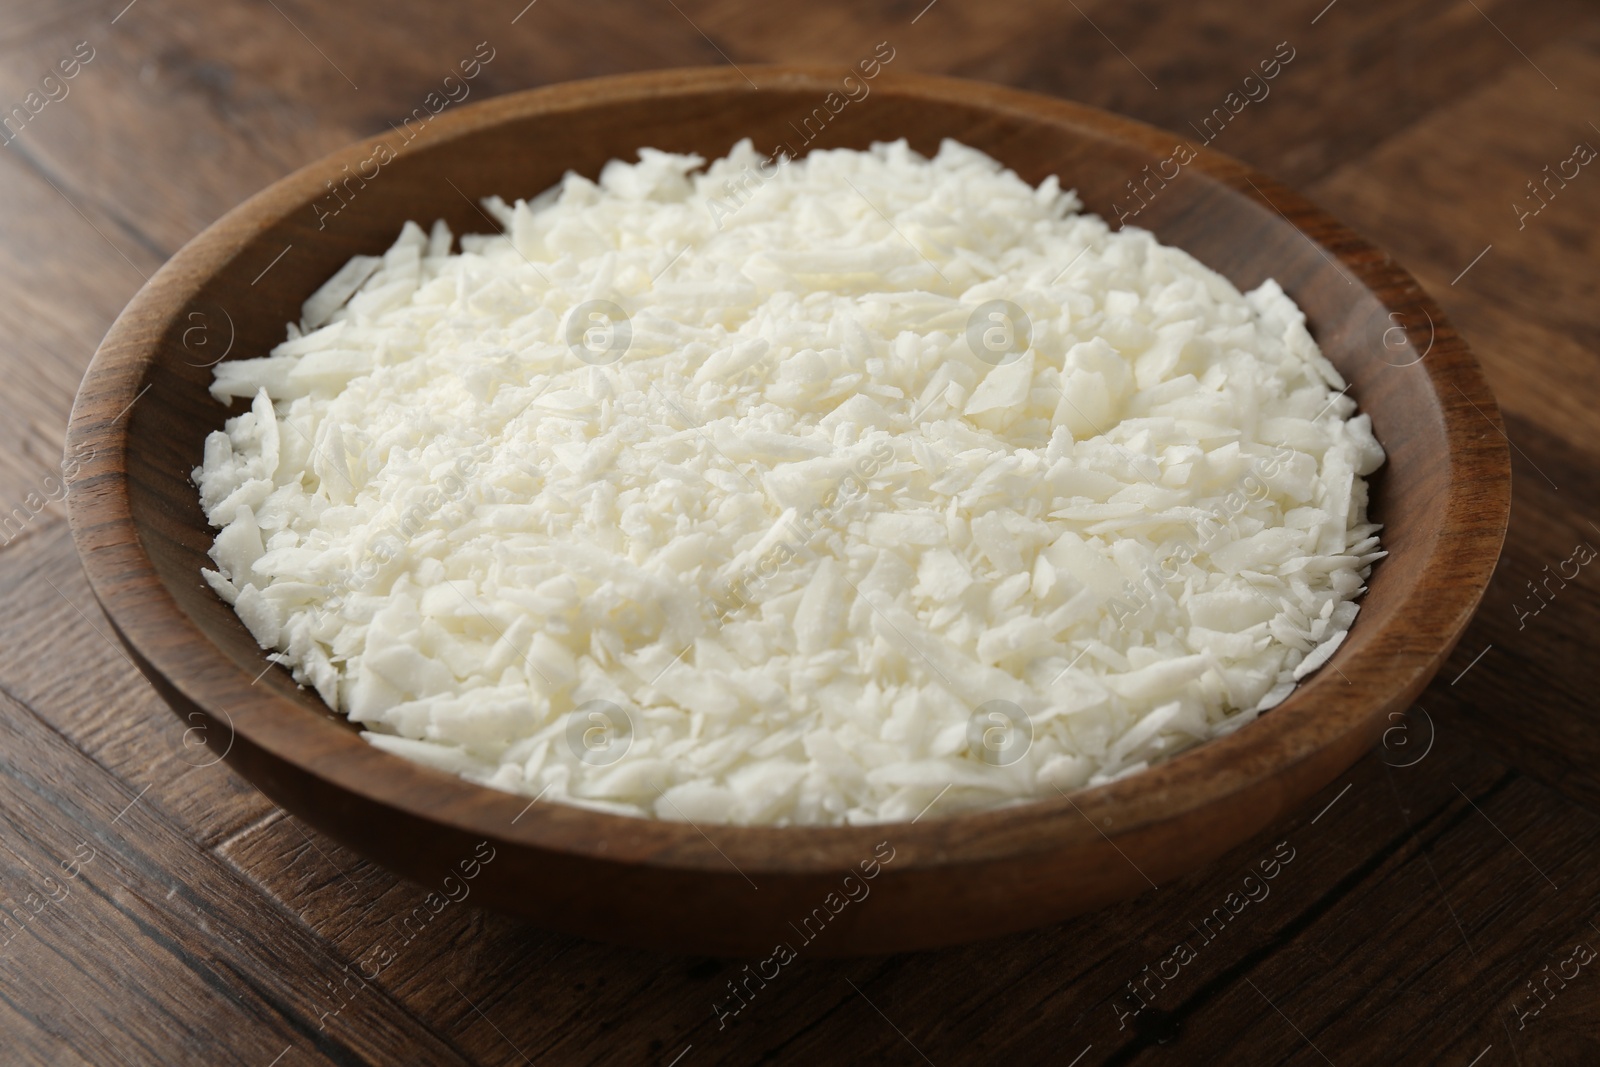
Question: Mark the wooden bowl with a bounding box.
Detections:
[65,67,1510,956]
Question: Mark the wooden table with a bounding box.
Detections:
[2,0,1597,1062]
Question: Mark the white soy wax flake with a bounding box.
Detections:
[195,139,1384,826]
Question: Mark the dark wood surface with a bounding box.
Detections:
[2,0,1596,1062]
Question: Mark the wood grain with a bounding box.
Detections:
[1,0,1595,1061]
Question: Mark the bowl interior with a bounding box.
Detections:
[84,69,1488,877]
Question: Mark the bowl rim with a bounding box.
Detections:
[65,64,1511,877]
